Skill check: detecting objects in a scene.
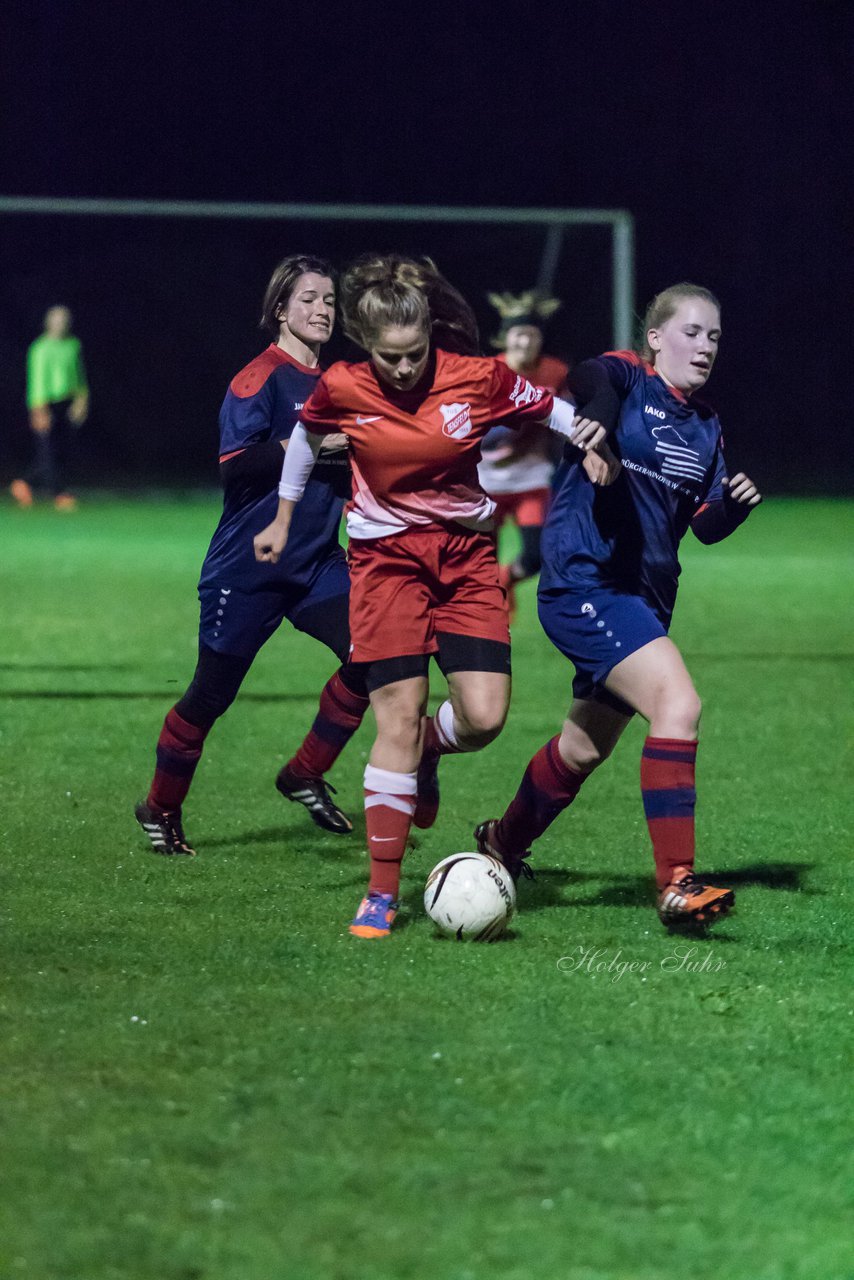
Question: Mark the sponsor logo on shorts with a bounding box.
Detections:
[440,402,473,439]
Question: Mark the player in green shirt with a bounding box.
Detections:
[10,306,89,510]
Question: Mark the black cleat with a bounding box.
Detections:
[275,767,353,835]
[413,747,440,829]
[473,819,534,882]
[134,801,197,856]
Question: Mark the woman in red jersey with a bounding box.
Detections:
[254,255,591,938]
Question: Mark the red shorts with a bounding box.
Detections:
[491,487,551,529]
[347,526,510,663]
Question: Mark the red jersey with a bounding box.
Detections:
[299,349,554,538]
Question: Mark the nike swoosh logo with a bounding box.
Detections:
[220,588,232,595]
[356,415,382,425]
[370,836,397,842]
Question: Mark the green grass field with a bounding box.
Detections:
[1,494,852,1280]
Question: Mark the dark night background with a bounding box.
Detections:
[1,0,851,494]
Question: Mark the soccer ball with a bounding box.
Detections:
[424,852,516,941]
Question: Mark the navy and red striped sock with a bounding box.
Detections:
[287,668,370,780]
[640,736,697,888]
[147,708,208,813]
[495,735,588,854]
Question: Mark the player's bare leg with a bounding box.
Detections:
[414,670,510,829]
[475,697,629,878]
[605,637,734,928]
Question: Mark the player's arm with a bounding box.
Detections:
[566,353,638,448]
[253,424,324,563]
[691,442,762,544]
[68,339,89,425]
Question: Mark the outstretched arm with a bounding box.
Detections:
[253,424,323,563]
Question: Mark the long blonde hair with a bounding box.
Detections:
[340,254,479,355]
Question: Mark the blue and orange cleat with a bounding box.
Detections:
[349,891,398,939]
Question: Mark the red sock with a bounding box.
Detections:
[640,737,697,888]
[287,668,369,779]
[364,765,416,898]
[496,735,587,853]
[147,708,208,812]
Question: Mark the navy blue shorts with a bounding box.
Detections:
[199,551,350,661]
[537,584,668,713]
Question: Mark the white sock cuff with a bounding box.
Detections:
[364,764,418,795]
[434,698,475,752]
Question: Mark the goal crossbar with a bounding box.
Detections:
[0,196,635,347]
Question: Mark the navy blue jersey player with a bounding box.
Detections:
[475,283,762,929]
[135,255,369,856]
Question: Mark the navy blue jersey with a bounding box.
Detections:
[199,345,350,591]
[540,351,732,622]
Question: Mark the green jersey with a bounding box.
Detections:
[27,334,88,409]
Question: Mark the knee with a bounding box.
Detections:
[372,691,425,751]
[654,688,702,739]
[175,681,234,728]
[455,702,507,748]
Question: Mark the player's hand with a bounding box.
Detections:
[30,407,51,433]
[723,473,762,506]
[254,520,290,564]
[68,394,89,427]
[571,417,608,451]
[582,441,622,486]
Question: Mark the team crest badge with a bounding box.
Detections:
[440,402,472,439]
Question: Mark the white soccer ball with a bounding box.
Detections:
[424,852,516,941]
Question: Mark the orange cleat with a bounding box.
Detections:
[54,493,78,511]
[657,866,734,928]
[349,891,398,939]
[10,479,34,508]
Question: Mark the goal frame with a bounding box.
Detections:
[0,197,635,348]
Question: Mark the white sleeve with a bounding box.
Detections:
[548,398,577,440]
[277,423,323,500]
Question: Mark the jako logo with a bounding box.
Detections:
[440,402,473,439]
[644,404,666,419]
[510,375,544,409]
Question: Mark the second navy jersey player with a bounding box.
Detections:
[201,343,350,594]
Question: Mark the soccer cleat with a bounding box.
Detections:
[349,891,398,939]
[413,747,440,829]
[10,479,34,508]
[473,819,534,882]
[275,766,353,834]
[54,493,78,511]
[657,866,735,928]
[134,801,197,856]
